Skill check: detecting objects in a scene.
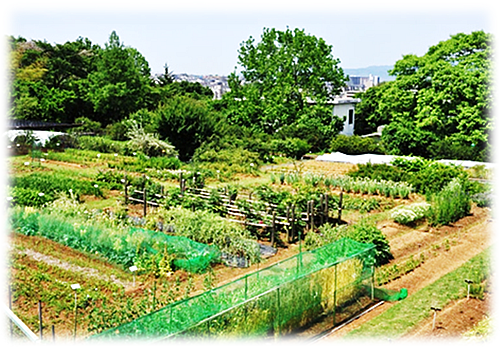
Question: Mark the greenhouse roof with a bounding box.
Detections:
[8,119,81,130]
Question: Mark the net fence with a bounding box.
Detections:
[0,300,40,347]
[92,238,377,340]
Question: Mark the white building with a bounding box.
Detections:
[332,96,361,136]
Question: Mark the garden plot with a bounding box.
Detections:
[7,153,492,341]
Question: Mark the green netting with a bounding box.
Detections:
[130,228,220,273]
[91,238,378,340]
[371,287,408,301]
[9,208,220,274]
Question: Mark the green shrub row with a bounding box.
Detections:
[330,135,386,155]
[349,157,478,195]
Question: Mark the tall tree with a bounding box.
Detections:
[377,31,492,160]
[223,27,347,135]
[85,31,152,125]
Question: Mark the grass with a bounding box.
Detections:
[345,247,490,339]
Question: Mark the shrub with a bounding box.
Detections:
[269,138,311,159]
[330,135,386,155]
[407,162,468,195]
[391,202,430,225]
[76,135,129,154]
[426,178,471,226]
[305,221,393,267]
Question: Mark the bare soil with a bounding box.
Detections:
[324,205,492,340]
[403,295,491,340]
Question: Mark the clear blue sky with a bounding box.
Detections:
[2,1,496,76]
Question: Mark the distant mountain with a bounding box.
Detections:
[343,65,395,82]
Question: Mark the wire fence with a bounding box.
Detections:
[91,238,377,341]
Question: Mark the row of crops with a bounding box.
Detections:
[9,201,231,274]
[271,172,413,199]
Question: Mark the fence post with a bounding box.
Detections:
[333,264,338,327]
[271,211,276,246]
[124,174,128,210]
[143,187,147,217]
[338,188,344,221]
[9,285,12,337]
[324,193,329,225]
[179,172,183,195]
[371,265,375,300]
[291,205,296,243]
[306,201,311,232]
[310,200,315,231]
[276,286,281,338]
[286,205,291,243]
[52,325,55,341]
[319,194,324,225]
[38,300,43,340]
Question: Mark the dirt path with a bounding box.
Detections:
[324,209,492,339]
[403,295,490,340]
[15,248,131,288]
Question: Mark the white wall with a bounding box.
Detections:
[333,102,356,136]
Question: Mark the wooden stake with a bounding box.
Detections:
[319,194,324,225]
[143,187,147,217]
[324,194,329,224]
[310,200,315,231]
[271,211,276,246]
[286,205,291,243]
[38,300,43,340]
[338,188,344,221]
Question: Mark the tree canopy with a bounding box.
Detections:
[223,28,347,138]
[355,31,493,161]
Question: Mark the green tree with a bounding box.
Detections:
[156,96,221,161]
[376,31,492,160]
[85,31,152,125]
[223,27,347,135]
[354,81,393,135]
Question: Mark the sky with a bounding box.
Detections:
[2,1,496,76]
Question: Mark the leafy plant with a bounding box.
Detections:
[145,206,261,264]
[391,202,430,225]
[426,178,471,226]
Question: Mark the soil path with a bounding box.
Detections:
[395,290,499,346]
[324,210,492,339]
[15,248,131,287]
